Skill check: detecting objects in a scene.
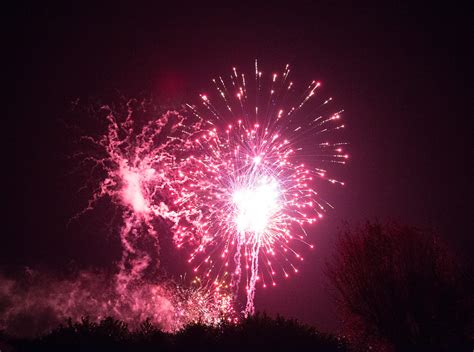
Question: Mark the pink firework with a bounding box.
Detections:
[170,61,347,315]
[78,62,346,319]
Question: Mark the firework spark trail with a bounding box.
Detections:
[170,61,347,315]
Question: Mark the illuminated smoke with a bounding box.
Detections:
[0,270,235,337]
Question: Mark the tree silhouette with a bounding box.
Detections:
[327,221,473,351]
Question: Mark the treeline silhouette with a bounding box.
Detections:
[0,314,348,352]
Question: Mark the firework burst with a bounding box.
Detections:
[170,61,347,314]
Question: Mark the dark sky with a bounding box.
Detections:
[2,2,472,331]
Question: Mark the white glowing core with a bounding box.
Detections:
[232,178,280,234]
[121,167,148,213]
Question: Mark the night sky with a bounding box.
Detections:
[2,2,472,331]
